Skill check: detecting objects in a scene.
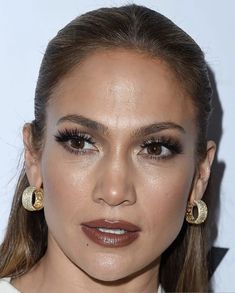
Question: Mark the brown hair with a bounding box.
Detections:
[0,4,212,292]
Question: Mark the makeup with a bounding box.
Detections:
[140,136,183,160]
[54,127,183,161]
[54,128,97,155]
[81,219,141,248]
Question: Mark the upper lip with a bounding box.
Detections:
[81,219,141,232]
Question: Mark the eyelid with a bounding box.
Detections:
[56,128,95,140]
[138,135,183,159]
[54,127,183,159]
[54,128,98,154]
[140,135,181,147]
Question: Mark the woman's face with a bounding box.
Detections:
[27,49,204,282]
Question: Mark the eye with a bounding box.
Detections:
[68,136,95,151]
[139,137,182,160]
[54,129,97,155]
[143,142,171,156]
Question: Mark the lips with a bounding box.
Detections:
[81,219,141,248]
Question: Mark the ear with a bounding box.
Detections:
[189,140,216,203]
[23,123,43,189]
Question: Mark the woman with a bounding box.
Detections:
[0,3,216,292]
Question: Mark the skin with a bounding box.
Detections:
[13,49,215,293]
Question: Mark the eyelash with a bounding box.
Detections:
[140,137,183,160]
[55,129,96,155]
[54,128,183,160]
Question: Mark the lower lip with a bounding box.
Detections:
[81,226,139,248]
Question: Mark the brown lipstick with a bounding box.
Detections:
[81,219,140,248]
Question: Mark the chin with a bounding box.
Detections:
[85,268,138,284]
[80,254,139,283]
[80,252,160,285]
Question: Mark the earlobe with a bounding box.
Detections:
[23,123,43,188]
[189,140,216,203]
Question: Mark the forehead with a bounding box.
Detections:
[48,49,195,132]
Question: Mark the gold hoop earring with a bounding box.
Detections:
[22,186,44,211]
[185,199,208,224]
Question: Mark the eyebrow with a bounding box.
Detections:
[57,114,186,137]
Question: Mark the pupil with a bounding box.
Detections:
[147,143,161,155]
[71,138,84,149]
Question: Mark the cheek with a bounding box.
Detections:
[40,151,95,233]
[138,161,195,248]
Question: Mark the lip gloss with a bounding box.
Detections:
[81,219,140,248]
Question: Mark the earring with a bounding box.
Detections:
[22,186,44,211]
[185,199,208,224]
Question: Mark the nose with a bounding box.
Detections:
[92,155,137,207]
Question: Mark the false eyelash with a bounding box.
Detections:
[54,128,97,155]
[54,128,183,160]
[54,128,96,145]
[140,136,183,155]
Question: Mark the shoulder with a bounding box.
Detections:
[0,278,21,293]
[158,284,165,293]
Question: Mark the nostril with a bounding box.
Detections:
[93,187,137,207]
[96,197,134,207]
[92,168,137,206]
